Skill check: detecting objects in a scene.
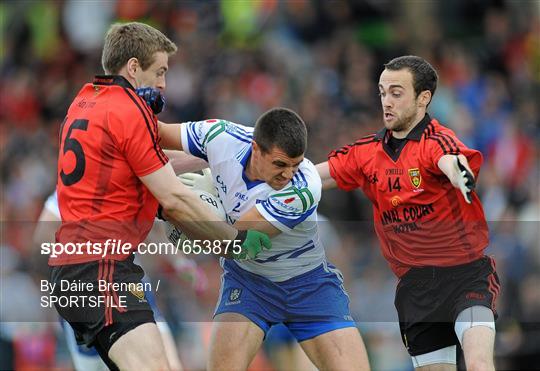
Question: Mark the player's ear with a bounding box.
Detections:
[126,57,139,78]
[418,90,431,108]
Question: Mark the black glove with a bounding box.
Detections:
[136,87,165,114]
[454,156,476,203]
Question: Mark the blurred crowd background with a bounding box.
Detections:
[1,0,539,370]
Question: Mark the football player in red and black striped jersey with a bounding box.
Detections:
[51,22,270,370]
[318,56,499,371]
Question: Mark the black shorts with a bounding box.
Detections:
[394,255,500,356]
[49,255,155,364]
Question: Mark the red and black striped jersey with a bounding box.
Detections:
[51,76,168,265]
[328,114,489,278]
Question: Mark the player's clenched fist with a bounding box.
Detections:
[232,230,272,260]
[136,87,165,114]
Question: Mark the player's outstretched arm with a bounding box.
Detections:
[158,121,184,150]
[316,161,338,190]
[164,150,208,175]
[235,207,281,239]
[438,154,476,204]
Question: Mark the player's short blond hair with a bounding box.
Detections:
[101,22,177,74]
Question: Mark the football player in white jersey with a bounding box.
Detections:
[159,108,370,370]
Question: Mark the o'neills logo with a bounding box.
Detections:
[408,168,421,188]
[390,196,402,208]
[130,287,145,301]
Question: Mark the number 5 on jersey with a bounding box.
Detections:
[60,119,89,186]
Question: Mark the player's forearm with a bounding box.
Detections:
[438,154,476,203]
[164,150,208,174]
[438,154,470,187]
[162,191,238,241]
[316,162,337,190]
[165,196,272,260]
[141,164,237,241]
[158,121,183,150]
[234,207,281,238]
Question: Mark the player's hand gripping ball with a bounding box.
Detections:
[177,168,217,197]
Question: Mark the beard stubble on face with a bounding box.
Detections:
[386,103,419,135]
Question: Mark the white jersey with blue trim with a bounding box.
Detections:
[181,119,325,282]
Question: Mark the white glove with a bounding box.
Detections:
[177,168,217,197]
[452,156,476,204]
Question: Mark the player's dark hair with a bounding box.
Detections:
[102,22,177,75]
[253,108,307,158]
[384,56,438,102]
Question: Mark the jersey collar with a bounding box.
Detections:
[374,113,431,143]
[239,146,265,190]
[93,75,135,91]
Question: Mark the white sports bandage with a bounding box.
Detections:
[412,345,456,367]
[454,305,495,346]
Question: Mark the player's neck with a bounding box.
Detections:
[392,110,426,139]
[244,156,260,181]
[116,67,138,89]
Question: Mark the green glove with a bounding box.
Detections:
[233,230,272,260]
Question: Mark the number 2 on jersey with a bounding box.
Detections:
[60,119,89,186]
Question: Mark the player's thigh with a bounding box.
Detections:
[108,322,169,370]
[461,326,495,371]
[395,275,459,357]
[299,327,370,371]
[208,313,265,371]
